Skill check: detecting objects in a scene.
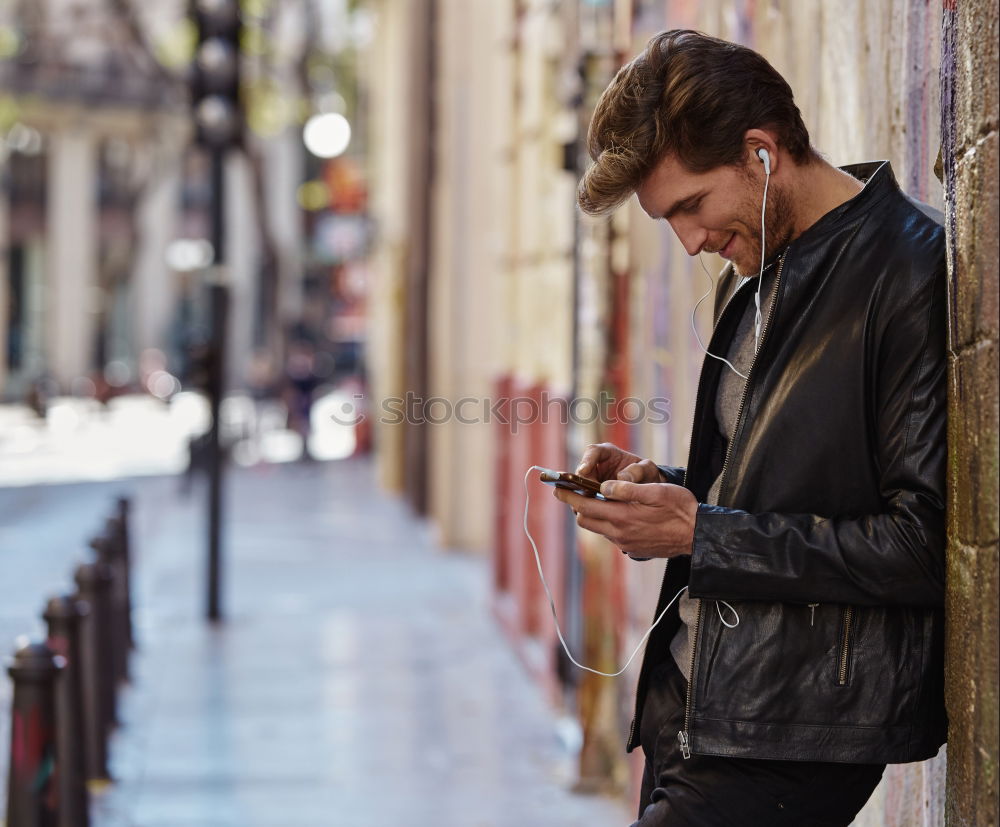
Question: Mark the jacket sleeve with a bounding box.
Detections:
[687,266,947,609]
[656,465,687,486]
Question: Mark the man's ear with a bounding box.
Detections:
[744,128,779,175]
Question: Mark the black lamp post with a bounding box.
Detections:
[190,0,242,621]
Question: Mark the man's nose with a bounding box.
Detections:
[668,218,709,257]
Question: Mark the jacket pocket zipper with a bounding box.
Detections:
[838,606,854,686]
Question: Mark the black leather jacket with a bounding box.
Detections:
[628,162,948,763]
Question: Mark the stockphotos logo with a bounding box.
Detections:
[330,391,670,433]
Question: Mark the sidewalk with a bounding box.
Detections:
[86,459,632,826]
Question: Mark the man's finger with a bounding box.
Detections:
[600,479,675,503]
[575,511,621,543]
[576,442,621,477]
[551,486,574,504]
[552,486,600,511]
[554,486,623,521]
[576,446,605,476]
[616,466,637,482]
[619,459,660,484]
[599,479,639,501]
[575,450,595,476]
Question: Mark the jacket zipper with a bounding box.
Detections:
[677,599,703,759]
[838,607,854,685]
[677,254,786,759]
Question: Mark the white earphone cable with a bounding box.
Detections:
[691,152,771,376]
[523,466,688,677]
[693,255,748,380]
[518,156,773,675]
[754,164,770,353]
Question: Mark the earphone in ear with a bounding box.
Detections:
[691,145,773,372]
[756,147,771,175]
[753,147,771,352]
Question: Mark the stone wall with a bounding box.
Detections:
[941,0,999,824]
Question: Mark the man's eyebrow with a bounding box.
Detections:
[661,191,706,220]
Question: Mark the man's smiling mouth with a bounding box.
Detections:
[705,233,736,256]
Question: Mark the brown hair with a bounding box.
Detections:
[578,30,815,215]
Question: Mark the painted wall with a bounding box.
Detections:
[368,0,430,494]
[620,1,949,823]
[426,0,513,551]
[366,1,994,822]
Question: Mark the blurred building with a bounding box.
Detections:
[0,0,188,399]
[369,0,996,822]
[0,0,355,411]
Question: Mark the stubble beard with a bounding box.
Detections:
[731,180,795,278]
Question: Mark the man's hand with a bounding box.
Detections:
[552,478,698,559]
[576,442,667,485]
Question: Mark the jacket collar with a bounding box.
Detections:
[713,161,898,323]
[791,160,896,247]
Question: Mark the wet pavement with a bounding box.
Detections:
[2,458,631,826]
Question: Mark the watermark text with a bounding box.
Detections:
[329,391,670,434]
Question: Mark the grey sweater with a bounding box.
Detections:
[669,265,778,680]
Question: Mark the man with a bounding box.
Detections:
[553,30,947,826]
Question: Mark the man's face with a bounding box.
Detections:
[636,152,793,276]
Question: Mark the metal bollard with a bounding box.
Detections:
[44,596,91,827]
[73,562,114,782]
[5,641,62,827]
[115,497,135,652]
[90,529,127,687]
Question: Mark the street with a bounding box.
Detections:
[1,457,631,826]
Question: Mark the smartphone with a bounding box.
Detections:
[538,469,610,499]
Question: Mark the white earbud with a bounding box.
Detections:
[753,148,771,352]
[757,147,771,175]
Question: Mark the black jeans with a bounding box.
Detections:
[632,658,886,827]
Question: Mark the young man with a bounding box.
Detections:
[554,30,947,826]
